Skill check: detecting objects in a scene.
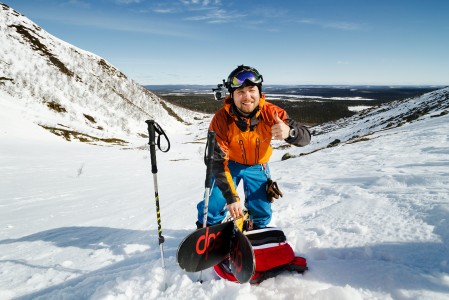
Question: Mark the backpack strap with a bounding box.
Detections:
[244,227,286,246]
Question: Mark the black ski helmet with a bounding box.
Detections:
[225,65,263,96]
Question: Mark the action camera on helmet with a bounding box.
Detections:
[212,82,228,101]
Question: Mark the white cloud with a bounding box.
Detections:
[297,18,361,31]
[61,0,91,9]
[185,9,244,24]
[115,0,142,4]
[37,12,202,40]
[152,8,176,14]
[181,0,221,6]
[325,21,361,31]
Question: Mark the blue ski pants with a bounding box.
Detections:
[197,160,272,228]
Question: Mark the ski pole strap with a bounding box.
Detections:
[146,120,170,153]
[146,120,170,174]
[204,131,216,188]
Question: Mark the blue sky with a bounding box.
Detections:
[7,0,449,85]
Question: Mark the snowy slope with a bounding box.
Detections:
[273,87,449,161]
[0,3,178,145]
[1,2,449,300]
[2,84,449,299]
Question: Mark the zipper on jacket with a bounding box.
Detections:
[239,140,247,165]
[255,138,260,164]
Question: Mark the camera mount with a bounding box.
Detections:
[212,80,228,101]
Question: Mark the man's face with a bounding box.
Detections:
[232,85,260,115]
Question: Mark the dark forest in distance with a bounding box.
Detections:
[146,85,444,126]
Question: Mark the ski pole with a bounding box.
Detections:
[145,120,170,287]
[199,130,216,283]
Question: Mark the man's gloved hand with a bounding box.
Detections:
[266,179,283,202]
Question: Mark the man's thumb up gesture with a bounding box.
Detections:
[271,112,290,140]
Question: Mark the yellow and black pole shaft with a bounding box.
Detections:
[146,120,170,276]
[147,120,164,244]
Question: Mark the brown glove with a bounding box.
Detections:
[266,179,283,202]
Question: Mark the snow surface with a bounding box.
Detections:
[2,87,449,299]
[1,3,449,300]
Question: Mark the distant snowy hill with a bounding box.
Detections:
[275,87,449,161]
[0,3,183,145]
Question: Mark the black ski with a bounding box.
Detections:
[177,218,256,283]
[177,221,234,272]
[229,228,255,283]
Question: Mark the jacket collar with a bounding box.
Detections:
[223,94,266,132]
[223,94,266,118]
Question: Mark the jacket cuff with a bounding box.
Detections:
[226,195,240,205]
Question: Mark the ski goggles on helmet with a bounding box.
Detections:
[229,69,263,89]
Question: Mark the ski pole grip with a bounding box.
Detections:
[146,120,158,174]
[204,131,216,188]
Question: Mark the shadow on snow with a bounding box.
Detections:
[1,222,448,298]
[0,226,194,299]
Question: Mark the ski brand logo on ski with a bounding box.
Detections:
[230,237,243,272]
[177,221,234,272]
[229,228,255,283]
[195,227,223,260]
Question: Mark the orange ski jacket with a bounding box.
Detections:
[209,94,311,205]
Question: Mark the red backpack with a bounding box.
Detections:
[214,227,307,284]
